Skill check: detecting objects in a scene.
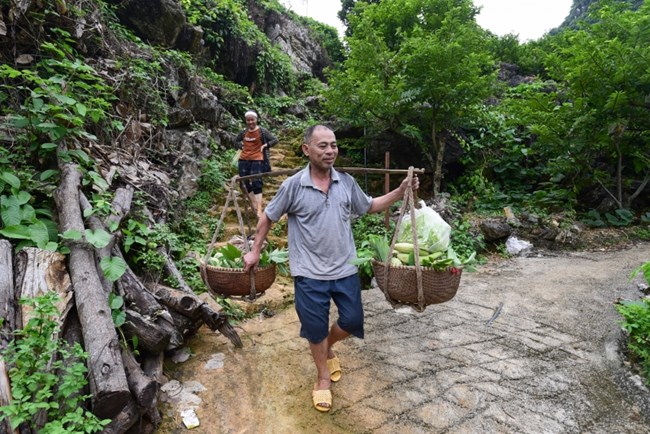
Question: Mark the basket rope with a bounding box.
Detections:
[380,166,426,311]
[200,177,259,300]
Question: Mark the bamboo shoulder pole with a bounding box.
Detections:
[234,166,425,182]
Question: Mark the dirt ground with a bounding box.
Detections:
[155,241,650,434]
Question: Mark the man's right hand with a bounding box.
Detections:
[243,251,260,272]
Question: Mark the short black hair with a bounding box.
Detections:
[303,124,334,144]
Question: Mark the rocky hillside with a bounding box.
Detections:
[0,0,335,212]
[557,0,643,30]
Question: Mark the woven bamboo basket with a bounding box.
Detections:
[203,264,276,297]
[372,261,461,305]
[370,167,464,311]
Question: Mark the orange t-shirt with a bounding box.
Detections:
[240,128,264,161]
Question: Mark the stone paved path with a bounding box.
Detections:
[160,245,650,433]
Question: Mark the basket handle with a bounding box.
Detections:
[382,167,425,311]
[201,181,235,287]
[231,184,257,300]
[201,177,258,301]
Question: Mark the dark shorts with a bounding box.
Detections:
[238,160,263,194]
[294,274,364,344]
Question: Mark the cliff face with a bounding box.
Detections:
[248,1,332,81]
[105,0,333,91]
[557,0,643,30]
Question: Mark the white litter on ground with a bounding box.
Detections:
[204,352,225,370]
[181,408,200,429]
[505,236,533,255]
[394,305,418,315]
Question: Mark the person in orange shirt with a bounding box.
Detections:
[235,110,278,218]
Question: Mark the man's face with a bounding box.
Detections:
[245,116,257,129]
[302,126,338,171]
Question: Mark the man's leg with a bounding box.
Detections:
[309,338,332,410]
[254,193,263,218]
[294,276,334,410]
[327,323,350,359]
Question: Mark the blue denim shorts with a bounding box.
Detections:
[294,274,364,344]
[238,160,263,194]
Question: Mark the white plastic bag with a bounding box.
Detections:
[505,236,532,255]
[397,200,451,253]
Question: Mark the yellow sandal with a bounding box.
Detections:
[327,356,342,382]
[312,389,332,412]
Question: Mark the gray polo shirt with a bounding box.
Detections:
[265,165,372,280]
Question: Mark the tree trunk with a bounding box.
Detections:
[121,309,171,354]
[0,239,18,434]
[79,187,133,294]
[14,248,73,328]
[148,283,242,348]
[626,172,650,208]
[54,163,130,419]
[12,248,77,430]
[120,346,157,408]
[615,138,623,208]
[101,400,139,434]
[158,247,194,294]
[113,249,182,351]
[432,117,445,197]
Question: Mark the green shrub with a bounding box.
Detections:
[0,293,110,433]
[616,262,650,383]
[351,212,395,289]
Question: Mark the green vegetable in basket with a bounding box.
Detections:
[263,247,290,276]
[209,243,244,268]
[209,243,290,275]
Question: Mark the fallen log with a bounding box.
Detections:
[101,400,139,434]
[113,248,182,351]
[103,186,134,231]
[79,188,133,294]
[54,162,130,419]
[0,239,17,434]
[158,246,194,295]
[141,352,164,429]
[121,309,171,355]
[168,309,202,338]
[147,283,242,348]
[120,346,157,408]
[147,284,203,320]
[141,351,164,385]
[13,248,73,328]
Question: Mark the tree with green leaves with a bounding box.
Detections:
[544,0,650,208]
[337,0,380,34]
[326,0,495,195]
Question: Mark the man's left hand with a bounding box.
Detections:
[399,174,419,194]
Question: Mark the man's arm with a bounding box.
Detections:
[368,175,419,214]
[243,213,273,272]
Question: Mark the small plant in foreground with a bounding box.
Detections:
[0,293,110,433]
[615,261,650,384]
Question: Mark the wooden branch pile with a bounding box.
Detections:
[0,159,242,434]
